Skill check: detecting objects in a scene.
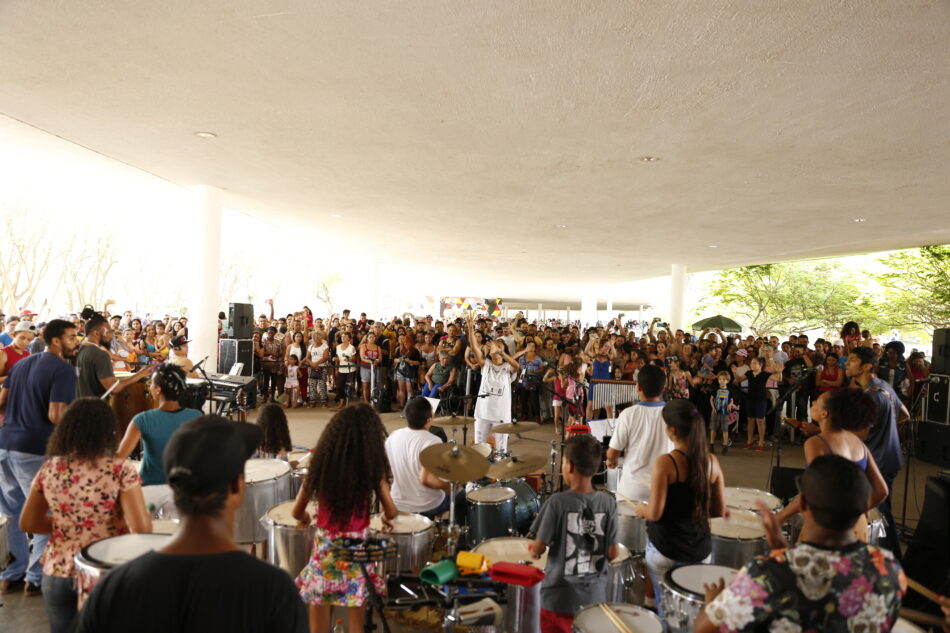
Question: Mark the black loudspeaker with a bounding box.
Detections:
[902,476,950,611]
[917,420,950,468]
[933,329,950,375]
[228,302,254,339]
[925,374,950,425]
[217,339,254,377]
[770,466,805,503]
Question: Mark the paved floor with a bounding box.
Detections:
[1,405,941,633]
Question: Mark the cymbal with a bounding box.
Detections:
[491,422,543,435]
[487,454,548,480]
[433,416,475,426]
[420,443,489,482]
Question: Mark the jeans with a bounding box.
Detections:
[645,539,711,619]
[878,472,903,562]
[0,449,50,584]
[420,383,444,398]
[42,574,77,633]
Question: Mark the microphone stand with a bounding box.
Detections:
[192,357,215,415]
[900,379,930,537]
[764,369,814,496]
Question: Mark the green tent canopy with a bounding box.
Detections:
[691,315,743,332]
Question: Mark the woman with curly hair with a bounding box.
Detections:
[20,398,151,633]
[254,403,293,460]
[117,363,202,515]
[292,403,397,633]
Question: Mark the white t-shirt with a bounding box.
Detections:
[474,361,516,423]
[336,344,357,373]
[308,343,329,367]
[608,401,672,501]
[385,427,445,513]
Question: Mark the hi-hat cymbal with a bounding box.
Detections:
[420,443,489,482]
[486,454,548,480]
[491,422,543,435]
[433,416,475,426]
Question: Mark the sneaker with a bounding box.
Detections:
[722,444,729,455]
[0,578,25,594]
[24,581,42,597]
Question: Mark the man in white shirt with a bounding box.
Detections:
[605,365,671,501]
[385,397,450,518]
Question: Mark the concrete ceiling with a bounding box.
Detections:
[2,1,949,297]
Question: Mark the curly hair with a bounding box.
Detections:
[824,388,877,433]
[46,398,118,460]
[152,363,188,401]
[302,403,391,530]
[256,403,293,455]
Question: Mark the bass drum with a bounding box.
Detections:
[493,479,540,536]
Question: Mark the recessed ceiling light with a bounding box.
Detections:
[194,131,217,138]
[853,218,867,223]
[708,244,718,248]
[330,213,343,219]
[639,156,660,162]
[555,224,568,229]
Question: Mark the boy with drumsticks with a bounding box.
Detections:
[529,434,620,633]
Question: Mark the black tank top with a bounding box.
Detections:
[646,450,711,563]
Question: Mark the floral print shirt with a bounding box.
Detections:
[705,542,904,633]
[33,456,141,577]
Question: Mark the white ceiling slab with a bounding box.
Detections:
[1,1,948,297]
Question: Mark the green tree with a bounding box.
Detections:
[706,261,866,337]
[874,245,950,331]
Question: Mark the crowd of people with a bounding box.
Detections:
[0,301,945,633]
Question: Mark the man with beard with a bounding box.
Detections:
[0,319,79,595]
[75,313,153,399]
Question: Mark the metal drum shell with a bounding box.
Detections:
[710,510,769,569]
[572,603,663,633]
[74,533,172,608]
[234,459,293,544]
[291,467,308,498]
[606,544,645,605]
[368,512,436,575]
[262,501,316,578]
[660,564,737,633]
[617,502,647,553]
[466,486,516,546]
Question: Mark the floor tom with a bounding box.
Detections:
[466,486,516,545]
[660,564,737,633]
[494,479,540,535]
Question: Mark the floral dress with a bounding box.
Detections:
[705,542,905,633]
[32,457,141,580]
[296,504,385,607]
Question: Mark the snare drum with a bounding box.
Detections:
[573,603,663,633]
[617,501,647,553]
[466,486,516,545]
[234,459,292,544]
[724,487,782,514]
[660,564,737,633]
[74,533,172,607]
[710,509,769,569]
[369,512,435,574]
[263,500,316,577]
[607,543,646,605]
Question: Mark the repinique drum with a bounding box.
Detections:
[369,512,435,575]
[494,479,540,535]
[661,564,737,633]
[466,486,516,545]
[723,487,783,514]
[607,543,645,605]
[0,514,9,570]
[710,509,769,569]
[234,459,292,544]
[74,533,172,607]
[474,537,546,633]
[263,501,316,577]
[573,603,663,633]
[617,501,647,553]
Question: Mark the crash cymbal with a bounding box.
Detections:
[486,454,548,480]
[491,422,543,435]
[420,443,490,482]
[433,415,476,426]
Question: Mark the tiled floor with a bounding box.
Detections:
[1,406,940,633]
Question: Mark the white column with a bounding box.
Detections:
[670,264,688,332]
[581,295,598,329]
[537,303,543,323]
[606,298,613,324]
[187,186,222,373]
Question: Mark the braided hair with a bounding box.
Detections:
[152,363,188,401]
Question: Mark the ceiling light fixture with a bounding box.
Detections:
[194,131,217,138]
[853,218,867,223]
[555,224,568,229]
[639,156,660,162]
[708,244,718,248]
[330,213,343,219]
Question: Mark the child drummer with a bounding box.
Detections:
[529,434,619,633]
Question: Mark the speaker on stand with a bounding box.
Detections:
[228,302,254,340]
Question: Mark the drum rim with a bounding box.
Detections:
[574,602,662,626]
[244,458,292,483]
[77,533,170,567]
[724,486,782,510]
[664,565,736,600]
[369,512,436,535]
[467,486,516,504]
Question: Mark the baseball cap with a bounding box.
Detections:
[14,320,37,334]
[170,334,191,348]
[163,416,262,496]
[736,349,748,357]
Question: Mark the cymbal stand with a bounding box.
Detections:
[443,480,462,633]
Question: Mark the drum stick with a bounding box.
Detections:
[614,491,645,510]
[899,607,946,628]
[906,577,943,604]
[598,603,634,633]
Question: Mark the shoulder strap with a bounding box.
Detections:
[817,434,834,455]
[667,452,682,481]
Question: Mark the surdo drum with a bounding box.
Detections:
[710,509,769,569]
[262,501,316,577]
[660,564,737,633]
[74,533,172,607]
[369,512,436,575]
[234,459,292,544]
[617,501,647,553]
[723,487,783,514]
[473,537,546,633]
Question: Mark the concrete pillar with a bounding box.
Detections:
[606,298,613,325]
[581,295,598,329]
[537,303,543,324]
[670,264,688,332]
[187,186,222,373]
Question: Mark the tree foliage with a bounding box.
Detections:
[874,245,950,330]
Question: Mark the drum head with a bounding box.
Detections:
[668,565,737,598]
[473,537,547,569]
[724,487,782,513]
[287,450,311,467]
[266,501,300,527]
[574,603,663,633]
[369,512,433,534]
[468,486,515,503]
[892,618,926,633]
[82,533,172,568]
[245,459,291,483]
[710,509,766,540]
